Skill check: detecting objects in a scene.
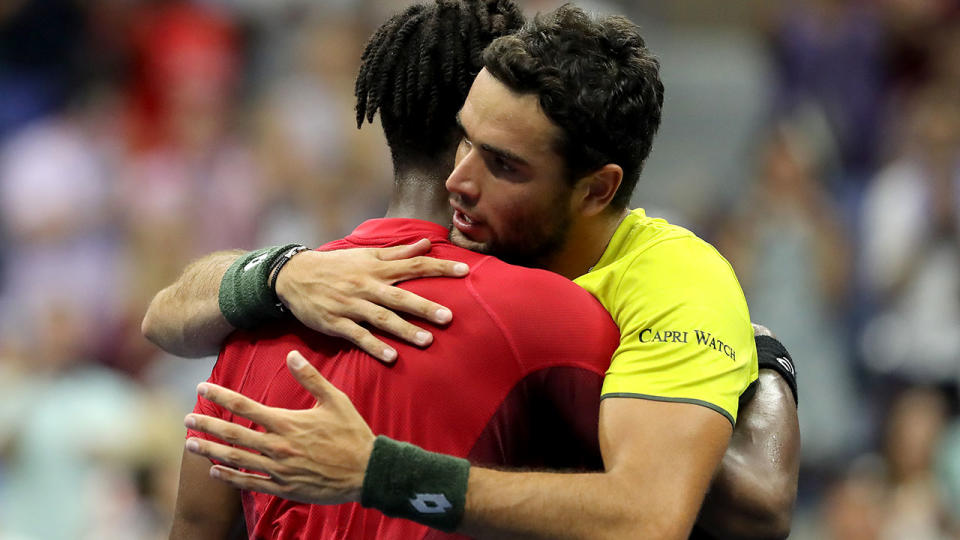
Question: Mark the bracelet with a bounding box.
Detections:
[219,243,307,329]
[268,245,309,313]
[361,435,470,532]
[755,335,798,405]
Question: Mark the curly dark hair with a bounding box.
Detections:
[482,5,664,209]
[355,0,524,169]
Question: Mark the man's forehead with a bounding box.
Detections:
[459,69,560,154]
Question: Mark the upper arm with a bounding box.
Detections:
[697,371,800,539]
[599,396,733,539]
[142,250,242,358]
[170,448,243,540]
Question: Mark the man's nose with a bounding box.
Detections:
[446,150,481,204]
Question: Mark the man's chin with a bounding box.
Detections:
[449,228,492,254]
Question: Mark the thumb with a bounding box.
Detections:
[376,238,431,261]
[286,350,336,404]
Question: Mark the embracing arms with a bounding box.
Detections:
[142,240,468,362]
[184,351,732,540]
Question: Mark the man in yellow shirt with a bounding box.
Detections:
[169,6,798,539]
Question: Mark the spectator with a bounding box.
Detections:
[717,120,862,467]
[860,82,960,382]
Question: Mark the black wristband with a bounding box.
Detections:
[361,435,470,532]
[755,335,798,405]
[218,244,306,329]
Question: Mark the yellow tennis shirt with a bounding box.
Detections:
[574,208,758,426]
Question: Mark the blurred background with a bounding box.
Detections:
[0,0,958,537]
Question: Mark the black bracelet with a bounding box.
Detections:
[268,245,309,312]
[755,335,798,405]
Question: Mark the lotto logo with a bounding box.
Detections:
[244,253,270,272]
[409,493,452,514]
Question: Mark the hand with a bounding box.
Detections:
[275,239,469,363]
[184,351,376,506]
[752,323,775,338]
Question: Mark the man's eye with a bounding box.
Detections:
[494,156,514,174]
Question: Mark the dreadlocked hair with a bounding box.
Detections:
[355,0,524,168]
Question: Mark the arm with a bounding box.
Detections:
[184,351,732,540]
[142,240,470,362]
[143,250,242,358]
[461,398,731,539]
[170,448,242,539]
[696,329,801,539]
[696,371,799,539]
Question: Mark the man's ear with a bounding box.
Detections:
[573,164,623,217]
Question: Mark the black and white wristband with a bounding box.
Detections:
[754,335,798,405]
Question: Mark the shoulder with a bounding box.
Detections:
[472,256,609,316]
[600,226,743,313]
[461,256,619,370]
[583,224,751,347]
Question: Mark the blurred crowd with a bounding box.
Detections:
[0,0,959,538]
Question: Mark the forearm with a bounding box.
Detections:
[462,468,679,540]
[143,250,244,357]
[459,402,730,540]
[696,371,800,539]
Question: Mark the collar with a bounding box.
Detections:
[344,218,452,246]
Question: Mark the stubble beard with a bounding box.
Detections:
[448,206,572,270]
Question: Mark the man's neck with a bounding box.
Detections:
[545,207,629,280]
[383,169,453,226]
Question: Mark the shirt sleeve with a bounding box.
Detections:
[599,237,758,427]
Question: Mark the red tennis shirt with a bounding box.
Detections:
[189,218,619,539]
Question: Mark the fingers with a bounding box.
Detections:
[371,283,453,326]
[185,437,275,477]
[752,323,776,338]
[370,238,470,281]
[379,256,470,283]
[376,238,432,261]
[323,318,398,364]
[197,382,277,429]
[209,465,289,499]
[286,351,340,405]
[323,298,447,363]
[185,413,268,451]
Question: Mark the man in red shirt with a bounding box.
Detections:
[172,2,621,538]
[183,231,620,539]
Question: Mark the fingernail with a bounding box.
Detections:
[185,439,199,452]
[435,308,452,323]
[288,352,307,370]
[453,263,469,275]
[416,331,432,346]
[383,348,397,362]
[184,415,196,428]
[210,468,221,479]
[197,383,208,397]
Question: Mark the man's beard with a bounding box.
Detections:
[449,206,572,270]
